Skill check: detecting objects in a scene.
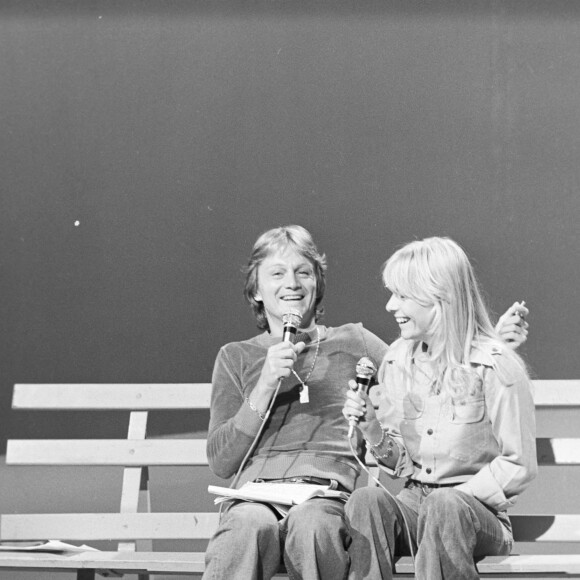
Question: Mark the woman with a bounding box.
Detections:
[342,237,537,580]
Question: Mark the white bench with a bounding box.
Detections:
[0,380,579,578]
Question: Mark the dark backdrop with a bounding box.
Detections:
[1,0,579,447]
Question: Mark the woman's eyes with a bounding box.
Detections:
[391,293,407,301]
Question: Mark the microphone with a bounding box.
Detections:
[282,309,303,344]
[348,356,378,438]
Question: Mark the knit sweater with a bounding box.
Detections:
[206,323,388,492]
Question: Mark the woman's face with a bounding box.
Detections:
[386,291,435,343]
[254,247,318,337]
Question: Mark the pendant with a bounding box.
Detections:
[299,384,309,404]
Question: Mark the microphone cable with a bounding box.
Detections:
[347,430,417,566]
[220,310,303,518]
[217,378,283,521]
[228,377,283,493]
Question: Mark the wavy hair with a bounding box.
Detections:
[382,237,526,397]
[243,225,327,332]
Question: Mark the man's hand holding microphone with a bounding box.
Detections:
[249,310,306,419]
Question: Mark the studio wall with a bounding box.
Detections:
[1,1,578,441]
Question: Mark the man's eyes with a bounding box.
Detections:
[269,269,313,277]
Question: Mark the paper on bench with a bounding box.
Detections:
[208,481,349,507]
[0,540,99,553]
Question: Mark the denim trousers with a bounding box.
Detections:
[203,497,350,580]
[345,481,513,580]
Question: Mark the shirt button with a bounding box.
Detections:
[427,429,433,435]
[426,468,432,474]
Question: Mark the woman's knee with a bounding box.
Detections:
[345,486,399,520]
[419,488,470,523]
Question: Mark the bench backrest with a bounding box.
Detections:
[2,380,580,548]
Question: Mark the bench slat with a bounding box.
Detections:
[531,380,580,406]
[12,380,580,411]
[394,555,580,575]
[6,440,208,466]
[0,552,578,578]
[1,513,220,541]
[3,512,579,544]
[8,437,580,467]
[12,384,213,410]
[0,551,209,574]
[536,438,580,464]
[477,554,580,575]
[510,514,580,542]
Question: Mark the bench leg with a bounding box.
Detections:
[77,571,96,580]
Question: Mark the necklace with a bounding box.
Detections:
[292,326,320,404]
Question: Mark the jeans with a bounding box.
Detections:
[345,481,513,580]
[203,497,350,580]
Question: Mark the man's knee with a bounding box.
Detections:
[285,499,345,537]
[205,502,281,579]
[222,501,279,538]
[282,500,349,578]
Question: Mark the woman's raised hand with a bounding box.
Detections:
[496,301,529,349]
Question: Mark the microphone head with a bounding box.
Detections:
[356,356,377,379]
[282,309,303,330]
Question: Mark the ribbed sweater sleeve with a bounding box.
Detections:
[206,346,264,479]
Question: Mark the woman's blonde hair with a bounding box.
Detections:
[382,237,526,396]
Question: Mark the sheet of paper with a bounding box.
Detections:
[0,540,99,553]
[208,481,349,507]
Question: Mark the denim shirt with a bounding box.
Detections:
[373,338,538,512]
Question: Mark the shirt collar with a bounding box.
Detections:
[384,338,502,367]
[469,342,503,366]
[257,325,326,346]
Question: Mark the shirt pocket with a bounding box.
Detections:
[450,396,485,424]
[392,383,425,420]
[446,396,489,462]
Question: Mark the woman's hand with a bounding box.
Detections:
[343,379,381,440]
[496,301,529,349]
